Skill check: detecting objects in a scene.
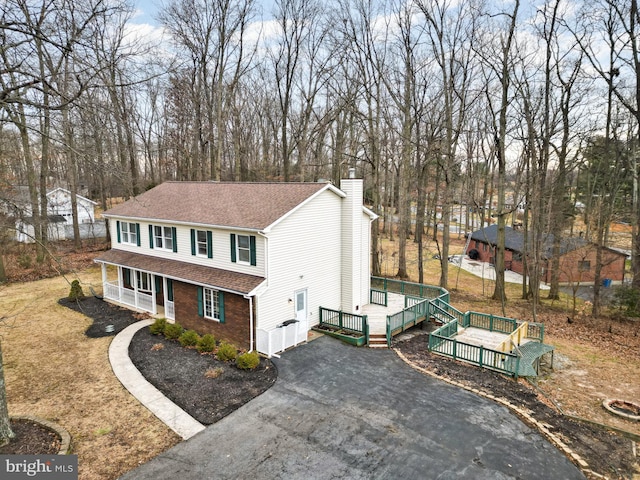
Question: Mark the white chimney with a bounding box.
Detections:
[340,172,367,313]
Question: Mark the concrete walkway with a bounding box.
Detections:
[109,320,205,440]
[120,336,584,480]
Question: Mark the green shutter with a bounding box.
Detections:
[123,268,131,287]
[167,279,173,302]
[149,225,154,249]
[190,229,196,256]
[207,231,213,258]
[116,221,121,243]
[250,235,257,266]
[154,275,161,293]
[136,223,141,246]
[172,227,178,252]
[230,234,237,262]
[218,291,225,323]
[197,286,204,317]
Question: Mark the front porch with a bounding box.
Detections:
[100,263,175,320]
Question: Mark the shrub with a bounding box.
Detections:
[216,342,237,361]
[236,351,260,370]
[612,285,640,317]
[68,280,85,300]
[196,334,216,353]
[179,329,201,347]
[17,253,32,269]
[149,318,167,335]
[163,322,184,340]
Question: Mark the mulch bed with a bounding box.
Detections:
[0,419,61,455]
[57,296,277,425]
[395,332,639,480]
[129,328,277,425]
[58,296,145,337]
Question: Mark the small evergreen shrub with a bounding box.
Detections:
[216,342,237,361]
[149,318,167,335]
[68,280,85,300]
[196,334,216,353]
[236,351,260,370]
[179,329,201,347]
[163,322,184,340]
[612,285,640,317]
[17,253,32,269]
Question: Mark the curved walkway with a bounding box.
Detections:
[109,320,205,440]
[120,336,584,479]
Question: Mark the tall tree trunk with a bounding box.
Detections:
[0,342,15,447]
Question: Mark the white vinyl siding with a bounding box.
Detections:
[255,189,342,331]
[109,218,265,276]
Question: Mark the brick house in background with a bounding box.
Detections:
[465,225,626,285]
[95,174,377,356]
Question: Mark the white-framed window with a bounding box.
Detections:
[121,222,138,245]
[154,225,174,251]
[237,234,251,264]
[136,271,152,292]
[203,288,220,321]
[197,230,209,256]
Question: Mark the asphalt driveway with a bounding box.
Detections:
[121,336,584,479]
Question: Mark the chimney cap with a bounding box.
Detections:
[348,168,356,179]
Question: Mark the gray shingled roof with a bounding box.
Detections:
[467,225,623,259]
[103,182,333,230]
[95,249,265,294]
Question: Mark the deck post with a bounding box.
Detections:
[479,345,484,367]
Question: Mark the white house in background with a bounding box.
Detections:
[4,186,98,242]
[46,187,97,225]
[95,173,377,356]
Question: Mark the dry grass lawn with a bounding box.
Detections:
[0,266,180,480]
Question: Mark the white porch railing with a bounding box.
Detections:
[165,301,175,320]
[256,319,308,357]
[103,281,154,314]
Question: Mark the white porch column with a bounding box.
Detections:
[133,269,139,309]
[117,266,123,301]
[150,274,157,315]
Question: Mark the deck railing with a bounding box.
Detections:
[371,276,448,302]
[386,298,430,346]
[429,333,521,377]
[319,307,368,337]
[370,288,388,306]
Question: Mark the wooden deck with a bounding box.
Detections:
[361,293,406,335]
[453,327,530,350]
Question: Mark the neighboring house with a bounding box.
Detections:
[2,186,101,242]
[465,225,626,285]
[95,174,377,355]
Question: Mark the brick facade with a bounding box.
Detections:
[466,239,625,284]
[173,281,252,350]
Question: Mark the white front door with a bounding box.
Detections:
[295,289,307,322]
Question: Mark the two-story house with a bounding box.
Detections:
[95,173,377,355]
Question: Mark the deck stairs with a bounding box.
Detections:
[368,333,389,348]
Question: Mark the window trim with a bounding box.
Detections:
[192,229,213,258]
[119,221,140,246]
[230,233,256,266]
[154,225,174,251]
[197,286,225,323]
[136,271,152,293]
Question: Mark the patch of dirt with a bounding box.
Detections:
[58,296,148,338]
[128,328,277,425]
[0,419,61,455]
[395,332,639,480]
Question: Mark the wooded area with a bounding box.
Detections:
[1,0,639,316]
